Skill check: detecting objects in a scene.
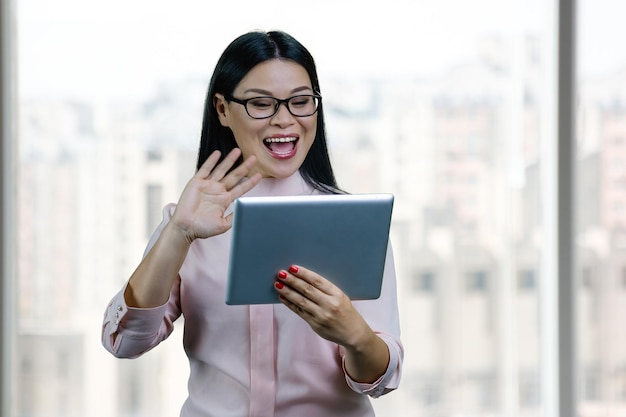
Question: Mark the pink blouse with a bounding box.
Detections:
[102,172,403,417]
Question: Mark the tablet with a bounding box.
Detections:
[225,193,394,305]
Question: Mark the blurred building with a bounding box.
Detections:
[16,41,626,417]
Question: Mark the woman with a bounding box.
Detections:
[102,30,403,417]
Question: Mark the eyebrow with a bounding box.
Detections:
[242,86,313,96]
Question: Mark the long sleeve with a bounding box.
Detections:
[101,204,183,358]
[341,242,404,398]
[101,278,182,358]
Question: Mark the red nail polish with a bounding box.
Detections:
[275,281,284,290]
[278,271,287,279]
[289,265,299,273]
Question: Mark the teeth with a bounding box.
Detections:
[264,137,297,143]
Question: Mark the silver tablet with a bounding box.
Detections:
[225,193,394,305]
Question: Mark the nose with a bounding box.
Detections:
[270,101,295,126]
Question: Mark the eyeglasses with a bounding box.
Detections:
[224,94,322,119]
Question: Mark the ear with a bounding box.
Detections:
[213,93,231,127]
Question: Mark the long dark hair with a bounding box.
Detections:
[197,30,340,193]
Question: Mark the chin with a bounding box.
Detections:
[263,165,300,179]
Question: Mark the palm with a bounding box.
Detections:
[170,149,261,242]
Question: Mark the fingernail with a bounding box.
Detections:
[275,281,284,290]
[278,271,287,279]
[288,265,299,273]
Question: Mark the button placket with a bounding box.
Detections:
[114,305,123,325]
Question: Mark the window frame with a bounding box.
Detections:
[1,0,17,416]
[554,1,578,416]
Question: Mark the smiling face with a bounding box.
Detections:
[214,59,317,178]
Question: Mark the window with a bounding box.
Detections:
[417,376,442,406]
[519,372,541,408]
[467,270,489,292]
[581,266,594,289]
[146,184,163,237]
[413,270,436,293]
[582,367,600,402]
[4,0,623,417]
[618,366,626,401]
[146,148,163,162]
[518,268,537,290]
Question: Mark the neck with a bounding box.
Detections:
[244,170,313,197]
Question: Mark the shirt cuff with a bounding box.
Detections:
[339,334,401,398]
[102,283,170,355]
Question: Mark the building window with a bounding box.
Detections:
[468,372,496,408]
[413,270,436,293]
[417,378,442,406]
[581,266,593,290]
[616,366,626,401]
[146,148,163,162]
[518,268,537,290]
[466,270,488,292]
[582,368,600,401]
[146,184,163,238]
[519,372,541,408]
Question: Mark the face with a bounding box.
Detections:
[214,59,318,178]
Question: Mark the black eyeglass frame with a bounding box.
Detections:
[223,93,322,119]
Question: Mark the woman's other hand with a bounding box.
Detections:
[172,148,262,243]
[274,265,390,383]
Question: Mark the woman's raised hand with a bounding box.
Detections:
[171,148,262,243]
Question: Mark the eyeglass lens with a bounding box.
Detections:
[246,95,319,118]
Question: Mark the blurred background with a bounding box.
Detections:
[4,0,626,416]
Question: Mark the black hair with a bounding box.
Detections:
[197,30,341,193]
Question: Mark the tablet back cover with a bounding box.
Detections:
[225,193,393,305]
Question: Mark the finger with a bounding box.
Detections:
[221,154,259,191]
[275,271,328,319]
[207,148,242,181]
[229,172,262,199]
[276,283,313,317]
[195,150,222,179]
[285,265,336,297]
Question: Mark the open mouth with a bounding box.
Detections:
[263,136,299,157]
